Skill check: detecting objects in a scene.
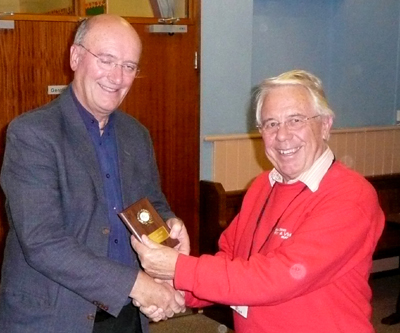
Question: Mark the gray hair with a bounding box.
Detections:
[255,69,335,126]
[73,18,91,45]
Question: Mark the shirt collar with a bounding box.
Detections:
[269,147,335,192]
[70,86,114,133]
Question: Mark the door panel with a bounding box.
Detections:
[126,22,200,254]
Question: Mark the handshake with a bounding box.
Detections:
[129,217,190,322]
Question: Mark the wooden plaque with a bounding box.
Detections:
[118,197,179,248]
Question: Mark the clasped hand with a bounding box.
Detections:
[132,216,189,280]
[131,275,185,321]
[130,217,190,321]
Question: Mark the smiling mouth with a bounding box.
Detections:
[277,147,301,155]
[99,84,118,93]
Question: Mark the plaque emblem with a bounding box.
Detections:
[137,209,153,225]
[118,197,179,247]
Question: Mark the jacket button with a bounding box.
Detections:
[102,228,110,235]
[87,314,95,320]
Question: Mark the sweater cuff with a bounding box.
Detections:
[174,253,198,291]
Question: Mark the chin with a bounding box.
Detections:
[98,102,119,113]
[279,168,301,181]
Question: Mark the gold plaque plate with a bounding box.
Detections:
[118,197,179,248]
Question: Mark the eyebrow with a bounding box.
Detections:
[263,113,306,121]
[96,51,138,65]
[286,113,308,118]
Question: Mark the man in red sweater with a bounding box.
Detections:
[133,70,385,332]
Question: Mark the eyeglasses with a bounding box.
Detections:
[78,44,140,77]
[257,115,321,134]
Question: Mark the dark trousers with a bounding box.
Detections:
[92,303,142,333]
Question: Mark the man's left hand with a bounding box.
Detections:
[166,217,190,255]
[131,235,179,280]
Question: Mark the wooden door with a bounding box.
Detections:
[0,12,200,266]
[127,21,200,254]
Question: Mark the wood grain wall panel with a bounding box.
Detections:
[373,131,386,176]
[237,139,253,189]
[354,132,367,175]
[0,17,200,265]
[332,132,347,169]
[383,130,395,175]
[213,137,272,191]
[364,131,376,176]
[0,21,76,264]
[214,141,239,190]
[0,21,75,143]
[249,139,264,184]
[344,132,357,170]
[214,141,227,187]
[327,133,337,158]
[225,141,240,190]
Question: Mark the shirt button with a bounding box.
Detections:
[106,174,110,178]
[114,239,118,244]
[102,228,110,235]
[87,314,95,320]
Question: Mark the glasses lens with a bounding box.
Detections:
[286,117,305,130]
[97,59,138,76]
[96,58,114,71]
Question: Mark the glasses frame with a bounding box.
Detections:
[257,114,321,134]
[77,43,140,77]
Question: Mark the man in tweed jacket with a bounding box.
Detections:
[0,14,188,333]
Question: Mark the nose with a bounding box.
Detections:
[275,122,293,141]
[107,64,123,84]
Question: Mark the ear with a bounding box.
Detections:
[321,116,333,141]
[70,44,81,71]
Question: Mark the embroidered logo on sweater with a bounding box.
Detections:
[274,227,292,239]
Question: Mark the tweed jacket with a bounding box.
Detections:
[0,86,174,333]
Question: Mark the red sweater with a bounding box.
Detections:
[175,162,384,332]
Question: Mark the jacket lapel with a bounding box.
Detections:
[114,112,136,208]
[59,88,106,204]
